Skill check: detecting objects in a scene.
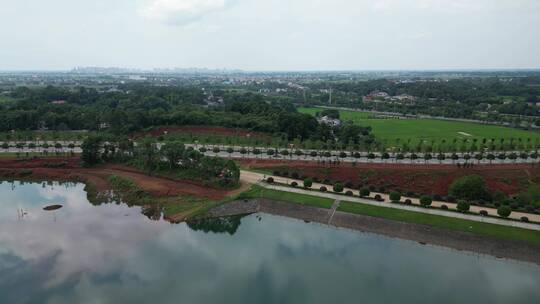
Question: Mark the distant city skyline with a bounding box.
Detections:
[1,0,539,71]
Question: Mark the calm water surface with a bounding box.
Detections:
[0,181,539,304]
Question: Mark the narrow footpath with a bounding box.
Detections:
[240,170,540,231]
[327,200,341,224]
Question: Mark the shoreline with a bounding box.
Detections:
[1,156,539,264]
[208,199,540,265]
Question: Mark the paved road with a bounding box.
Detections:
[240,170,540,230]
[190,144,539,165]
[1,141,537,165]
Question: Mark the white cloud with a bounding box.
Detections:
[138,0,236,25]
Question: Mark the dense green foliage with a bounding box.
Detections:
[449,175,490,201]
[296,76,540,123]
[389,192,401,202]
[303,178,313,189]
[333,183,344,193]
[1,86,376,146]
[516,185,540,208]
[497,206,512,218]
[419,195,432,207]
[81,136,103,166]
[456,200,471,212]
[81,137,240,188]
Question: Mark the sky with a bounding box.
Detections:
[0,0,539,71]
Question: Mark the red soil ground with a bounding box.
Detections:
[0,157,230,200]
[132,125,271,140]
[239,159,540,196]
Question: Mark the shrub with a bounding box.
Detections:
[291,181,298,187]
[303,178,313,189]
[479,210,488,216]
[345,190,353,196]
[521,216,529,223]
[419,195,432,207]
[497,206,512,218]
[212,147,220,153]
[449,175,489,201]
[457,200,470,212]
[333,183,344,193]
[404,199,412,205]
[360,188,370,197]
[266,177,274,183]
[320,186,327,192]
[440,204,448,210]
[199,147,207,153]
[19,169,33,176]
[280,150,289,156]
[389,192,401,202]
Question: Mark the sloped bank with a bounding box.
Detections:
[208,199,540,265]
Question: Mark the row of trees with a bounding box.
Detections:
[201,145,539,163]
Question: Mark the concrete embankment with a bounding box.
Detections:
[208,199,540,265]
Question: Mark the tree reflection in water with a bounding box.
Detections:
[186,215,246,235]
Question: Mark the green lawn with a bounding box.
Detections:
[239,185,334,209]
[339,201,540,244]
[299,107,540,149]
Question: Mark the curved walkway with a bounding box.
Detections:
[240,171,540,231]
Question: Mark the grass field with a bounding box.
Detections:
[338,201,540,244]
[299,107,540,148]
[239,185,334,209]
[0,130,91,141]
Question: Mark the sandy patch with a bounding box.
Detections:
[458,131,473,137]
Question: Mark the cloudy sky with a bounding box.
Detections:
[1,0,539,71]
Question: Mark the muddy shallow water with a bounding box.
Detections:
[0,181,539,304]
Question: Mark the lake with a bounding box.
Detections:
[0,181,539,304]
